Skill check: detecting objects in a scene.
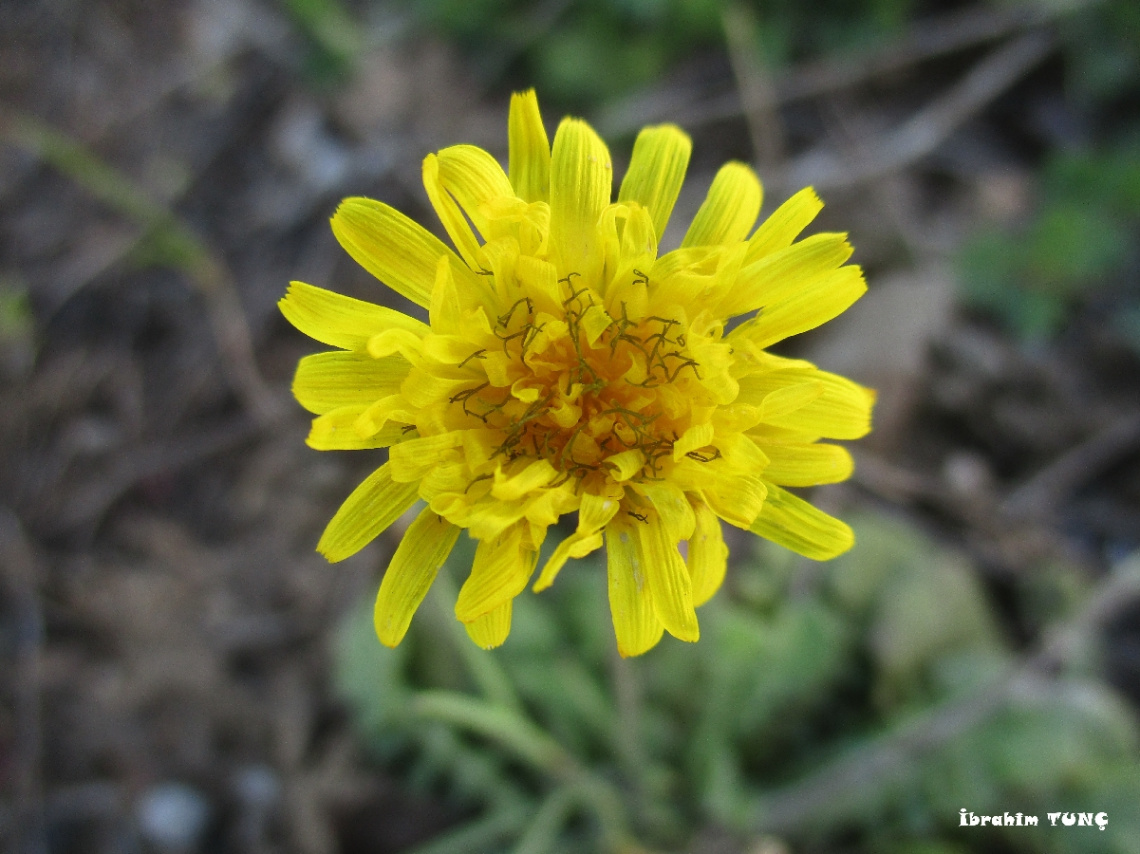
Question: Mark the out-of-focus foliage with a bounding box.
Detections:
[334,514,1140,852]
[958,138,1140,342]
[957,0,1140,344]
[401,0,916,104]
[280,0,364,84]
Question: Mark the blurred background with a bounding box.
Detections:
[2,0,1140,852]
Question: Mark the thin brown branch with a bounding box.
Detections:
[598,0,1099,137]
[722,3,785,172]
[1,114,281,423]
[1001,410,1140,519]
[779,30,1055,192]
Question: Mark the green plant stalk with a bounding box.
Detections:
[431,571,524,714]
[508,784,581,854]
[408,690,631,850]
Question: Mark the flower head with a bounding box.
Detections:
[281,90,873,656]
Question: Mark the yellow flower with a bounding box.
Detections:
[281,90,873,656]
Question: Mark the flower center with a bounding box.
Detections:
[446,280,708,485]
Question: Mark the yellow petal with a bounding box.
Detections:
[388,431,464,481]
[464,600,513,649]
[759,381,825,421]
[740,264,867,349]
[455,527,532,622]
[639,512,699,642]
[491,459,559,502]
[704,472,768,529]
[740,367,875,439]
[604,449,645,482]
[318,463,419,562]
[617,124,691,240]
[532,492,621,591]
[688,499,728,607]
[719,232,854,318]
[637,481,695,541]
[466,497,529,541]
[745,186,823,263]
[605,514,664,657]
[306,405,413,450]
[673,422,715,460]
[429,255,464,335]
[748,484,854,560]
[292,351,409,414]
[279,281,429,351]
[549,118,612,278]
[331,197,470,309]
[681,161,762,248]
[373,507,461,646]
[761,443,854,486]
[423,144,515,270]
[508,89,550,204]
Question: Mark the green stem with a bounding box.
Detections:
[430,571,524,713]
[409,690,575,777]
[408,690,632,851]
[509,785,579,854]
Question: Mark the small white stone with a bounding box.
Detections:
[136,782,211,851]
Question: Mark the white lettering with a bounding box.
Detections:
[1047,813,1061,826]
[1078,813,1093,827]
[1061,812,1076,826]
[960,809,969,827]
[1025,816,1038,827]
[1096,812,1108,831]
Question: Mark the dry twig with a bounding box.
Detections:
[779,30,1055,193]
[1002,411,1140,519]
[599,0,1098,136]
[1,114,281,422]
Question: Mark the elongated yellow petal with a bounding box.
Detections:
[719,232,854,318]
[737,264,867,349]
[745,186,823,263]
[374,507,461,646]
[681,161,762,248]
[292,351,409,414]
[389,431,464,481]
[464,600,513,649]
[455,527,532,622]
[673,422,715,460]
[762,443,854,486]
[740,367,875,440]
[423,144,516,271]
[318,463,419,562]
[492,459,559,502]
[703,471,768,529]
[533,492,621,591]
[331,197,468,309]
[618,125,691,240]
[759,382,825,420]
[605,515,664,657]
[748,483,854,560]
[549,118,612,278]
[638,513,699,642]
[688,499,728,606]
[637,481,695,541]
[306,405,413,450]
[508,89,550,204]
[279,281,429,350]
